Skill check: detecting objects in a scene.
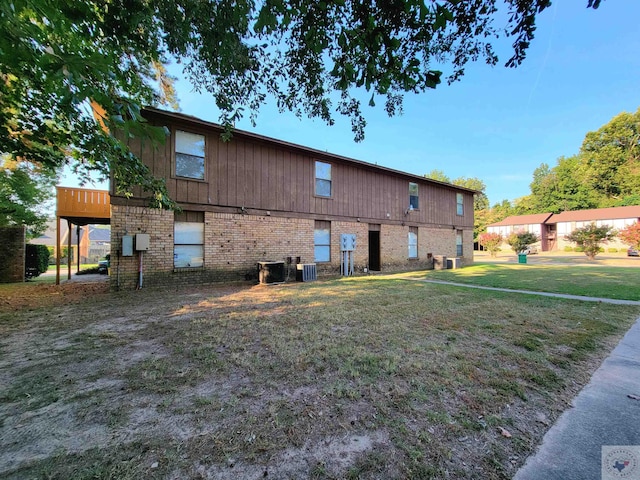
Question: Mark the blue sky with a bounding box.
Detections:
[64,1,640,206]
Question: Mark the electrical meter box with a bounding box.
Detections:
[340,234,357,251]
[122,235,134,257]
[135,233,150,251]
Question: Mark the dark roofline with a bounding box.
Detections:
[142,107,479,195]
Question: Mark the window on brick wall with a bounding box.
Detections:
[409,182,419,210]
[314,220,331,262]
[174,211,204,268]
[315,161,332,197]
[175,130,205,180]
[456,229,463,256]
[408,227,418,258]
[456,193,464,216]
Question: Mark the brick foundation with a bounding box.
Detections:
[110,205,473,290]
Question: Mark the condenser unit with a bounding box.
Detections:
[296,263,317,282]
[258,261,285,284]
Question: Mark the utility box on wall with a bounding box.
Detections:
[122,235,134,256]
[135,234,150,251]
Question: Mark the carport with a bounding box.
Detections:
[55,187,110,284]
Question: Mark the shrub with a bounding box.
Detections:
[608,248,618,253]
[25,244,50,278]
[565,223,615,260]
[506,231,539,254]
[563,246,574,252]
[619,222,640,250]
[478,232,503,257]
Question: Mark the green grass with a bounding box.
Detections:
[1,276,639,479]
[415,263,640,300]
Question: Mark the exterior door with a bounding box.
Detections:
[368,230,381,271]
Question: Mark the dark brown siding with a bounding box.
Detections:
[117,114,474,228]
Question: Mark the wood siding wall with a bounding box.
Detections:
[115,112,474,228]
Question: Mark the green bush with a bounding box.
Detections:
[575,246,584,252]
[608,248,618,253]
[563,246,574,252]
[25,244,50,278]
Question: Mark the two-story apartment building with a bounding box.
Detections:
[109,108,476,289]
[487,205,640,252]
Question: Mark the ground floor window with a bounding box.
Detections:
[314,221,331,262]
[408,227,418,258]
[456,230,463,256]
[174,211,204,268]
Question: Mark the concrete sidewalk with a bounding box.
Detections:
[418,279,640,306]
[514,316,640,479]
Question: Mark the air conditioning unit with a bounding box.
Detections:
[296,263,317,282]
[257,261,285,284]
[446,257,461,269]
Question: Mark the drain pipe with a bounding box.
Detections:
[137,250,144,289]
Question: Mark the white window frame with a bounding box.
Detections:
[174,212,204,268]
[408,227,418,259]
[314,221,331,262]
[456,193,464,216]
[409,182,419,210]
[315,161,332,197]
[175,130,205,180]
[456,230,463,256]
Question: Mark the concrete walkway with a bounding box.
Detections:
[417,279,640,306]
[405,278,640,479]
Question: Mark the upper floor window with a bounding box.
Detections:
[315,161,332,197]
[456,193,464,215]
[175,130,205,180]
[409,182,419,210]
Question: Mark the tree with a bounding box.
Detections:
[506,231,539,254]
[424,170,451,183]
[0,155,56,237]
[1,0,602,206]
[580,108,640,204]
[565,223,615,260]
[424,170,490,239]
[478,232,502,257]
[525,108,640,214]
[618,222,640,250]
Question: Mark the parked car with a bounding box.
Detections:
[628,247,639,257]
[521,246,538,255]
[97,254,110,274]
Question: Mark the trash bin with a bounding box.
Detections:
[518,253,527,264]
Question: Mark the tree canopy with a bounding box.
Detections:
[0,155,57,237]
[1,0,602,211]
[523,108,640,214]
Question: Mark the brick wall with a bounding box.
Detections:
[0,226,25,283]
[110,205,471,289]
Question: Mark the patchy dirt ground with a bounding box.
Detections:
[1,275,639,479]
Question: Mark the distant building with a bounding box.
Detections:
[31,221,110,263]
[487,205,640,251]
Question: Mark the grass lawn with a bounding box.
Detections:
[1,274,639,479]
[414,263,640,301]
